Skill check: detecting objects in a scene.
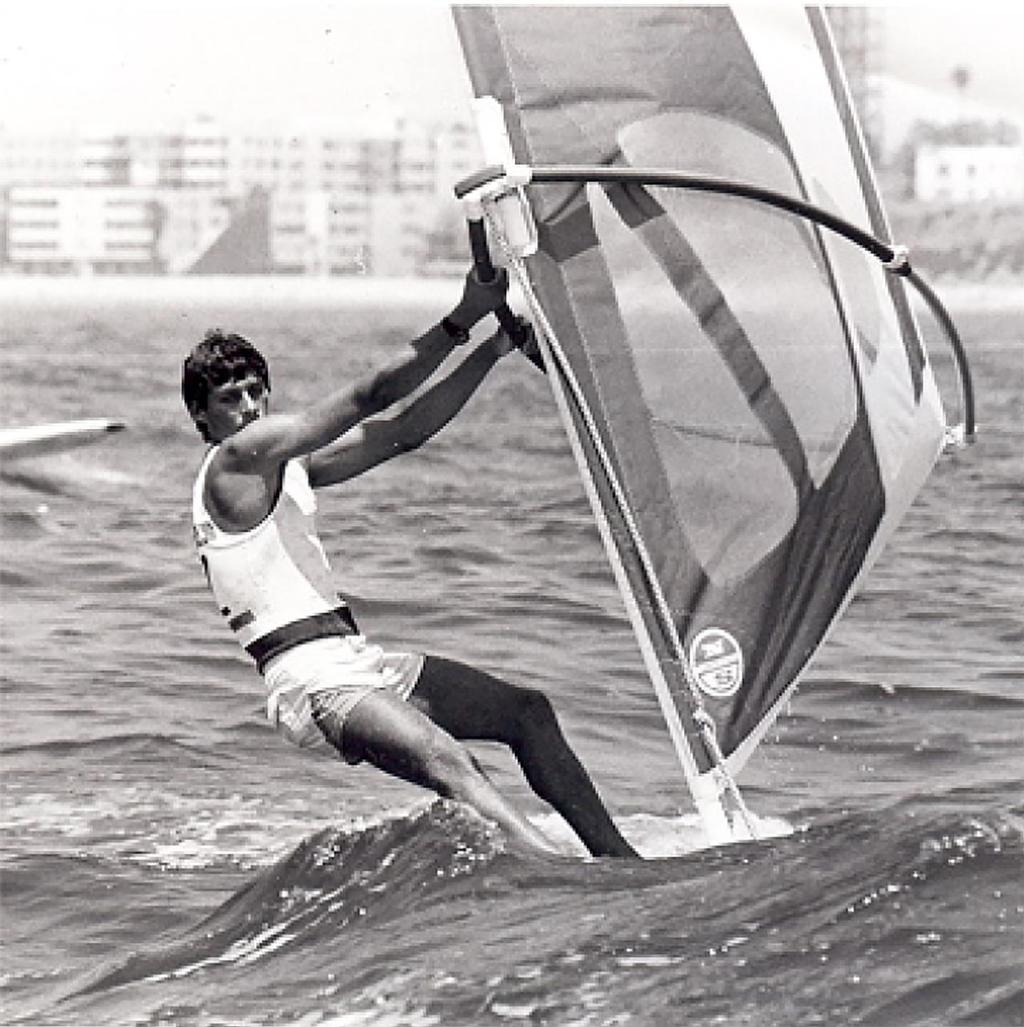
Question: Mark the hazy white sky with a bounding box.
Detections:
[1,2,473,131]
[2,2,1021,137]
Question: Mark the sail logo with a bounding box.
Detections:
[689,628,744,698]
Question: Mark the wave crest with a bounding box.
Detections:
[74,802,505,996]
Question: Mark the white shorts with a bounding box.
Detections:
[263,634,424,751]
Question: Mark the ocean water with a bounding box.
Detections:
[1,281,1021,1027]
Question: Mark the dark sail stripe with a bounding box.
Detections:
[539,209,705,609]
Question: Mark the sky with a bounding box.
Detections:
[1,2,475,131]
[2,1,1022,148]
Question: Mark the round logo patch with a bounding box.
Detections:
[688,628,744,699]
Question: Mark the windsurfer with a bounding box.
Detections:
[182,269,638,859]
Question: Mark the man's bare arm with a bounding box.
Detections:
[219,271,508,474]
[308,330,513,488]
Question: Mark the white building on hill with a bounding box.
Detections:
[914,143,1024,203]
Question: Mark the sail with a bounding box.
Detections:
[453,7,947,827]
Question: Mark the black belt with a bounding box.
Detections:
[246,607,358,674]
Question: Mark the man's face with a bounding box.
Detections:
[198,373,269,443]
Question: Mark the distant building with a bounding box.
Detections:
[432,121,480,197]
[1,112,483,276]
[181,117,231,190]
[366,192,438,276]
[0,133,78,187]
[914,143,1024,202]
[5,186,163,274]
[75,117,230,191]
[244,116,480,275]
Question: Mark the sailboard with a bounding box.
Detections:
[452,6,968,844]
[0,419,126,461]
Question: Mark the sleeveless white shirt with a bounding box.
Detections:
[191,449,345,656]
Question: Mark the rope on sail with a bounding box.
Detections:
[481,201,760,839]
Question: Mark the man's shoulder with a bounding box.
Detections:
[201,446,291,531]
[206,435,301,479]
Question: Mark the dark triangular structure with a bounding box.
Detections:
[187,187,272,274]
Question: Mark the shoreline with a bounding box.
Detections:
[0,274,464,308]
[0,273,1019,313]
[910,279,1024,313]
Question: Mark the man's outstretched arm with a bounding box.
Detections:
[219,270,507,474]
[308,329,513,487]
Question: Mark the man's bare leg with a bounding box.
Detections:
[410,656,639,858]
[313,689,563,855]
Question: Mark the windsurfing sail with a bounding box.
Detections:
[0,419,126,461]
[453,6,954,843]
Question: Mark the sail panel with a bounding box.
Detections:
[454,6,946,782]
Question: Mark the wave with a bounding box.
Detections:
[72,803,510,997]
[0,563,40,586]
[859,969,1024,1027]
[809,676,1024,711]
[0,459,139,497]
[10,806,1014,1027]
[0,471,71,499]
[76,804,1022,991]
[0,732,222,762]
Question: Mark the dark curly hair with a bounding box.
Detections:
[182,330,271,441]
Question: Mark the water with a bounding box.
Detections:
[1,281,1021,1026]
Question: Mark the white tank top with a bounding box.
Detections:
[192,449,346,658]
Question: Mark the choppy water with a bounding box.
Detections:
[1,283,1021,1026]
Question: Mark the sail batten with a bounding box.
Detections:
[453,6,948,841]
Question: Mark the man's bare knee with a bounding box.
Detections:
[420,741,484,800]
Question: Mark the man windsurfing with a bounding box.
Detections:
[182,269,637,858]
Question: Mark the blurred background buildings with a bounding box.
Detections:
[1,8,1021,282]
[0,115,478,276]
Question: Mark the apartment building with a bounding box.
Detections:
[5,186,162,274]
[1,113,481,275]
[0,133,79,187]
